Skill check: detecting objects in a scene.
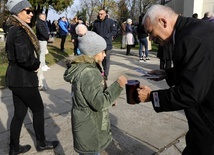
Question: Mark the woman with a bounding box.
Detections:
[64,24,127,155]
[125,18,135,55]
[6,0,58,154]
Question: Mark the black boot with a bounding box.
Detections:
[9,145,31,155]
[126,45,132,55]
[36,140,59,151]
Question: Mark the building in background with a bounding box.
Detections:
[166,0,214,18]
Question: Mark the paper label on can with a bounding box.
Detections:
[153,92,160,107]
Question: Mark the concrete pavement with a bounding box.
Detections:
[0,48,188,155]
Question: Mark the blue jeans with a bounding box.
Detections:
[79,153,100,155]
[139,37,148,58]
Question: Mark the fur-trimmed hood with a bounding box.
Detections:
[64,55,101,83]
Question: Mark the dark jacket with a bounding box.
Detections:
[36,18,49,41]
[6,22,40,87]
[92,17,117,50]
[137,23,148,39]
[157,44,173,60]
[150,16,214,154]
[64,55,123,153]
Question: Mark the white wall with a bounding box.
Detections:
[202,0,214,18]
[166,0,214,19]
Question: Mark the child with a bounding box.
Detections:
[64,24,127,155]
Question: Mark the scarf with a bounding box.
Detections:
[6,15,40,58]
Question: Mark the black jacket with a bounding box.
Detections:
[36,18,49,41]
[137,23,148,39]
[150,16,214,154]
[92,17,117,50]
[6,26,40,87]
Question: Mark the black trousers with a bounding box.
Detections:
[126,45,132,55]
[9,87,45,149]
[160,59,172,70]
[60,35,67,50]
[102,50,111,79]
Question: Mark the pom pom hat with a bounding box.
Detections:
[76,24,107,56]
[6,0,32,15]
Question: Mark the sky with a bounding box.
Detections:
[47,0,79,22]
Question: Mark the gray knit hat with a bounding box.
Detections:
[6,0,32,15]
[77,28,107,56]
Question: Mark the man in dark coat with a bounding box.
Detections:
[92,9,117,80]
[138,4,214,155]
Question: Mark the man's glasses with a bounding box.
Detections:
[23,9,33,15]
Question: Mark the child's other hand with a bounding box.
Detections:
[117,75,127,88]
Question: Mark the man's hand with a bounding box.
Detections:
[137,85,152,102]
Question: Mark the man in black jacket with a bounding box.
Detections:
[93,9,117,80]
[36,13,50,72]
[138,4,214,155]
[36,13,50,90]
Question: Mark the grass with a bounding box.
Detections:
[113,35,158,51]
[0,34,158,89]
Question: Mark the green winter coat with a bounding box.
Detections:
[64,55,123,153]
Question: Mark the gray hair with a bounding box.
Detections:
[142,4,177,25]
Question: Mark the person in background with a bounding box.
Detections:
[5,0,59,154]
[36,13,50,91]
[208,13,214,23]
[138,4,214,155]
[192,13,198,18]
[58,16,69,52]
[202,11,212,20]
[157,44,173,70]
[69,17,76,42]
[64,24,127,155]
[36,13,50,72]
[120,18,126,49]
[92,9,117,80]
[2,18,9,40]
[71,16,85,55]
[125,18,134,56]
[137,14,149,62]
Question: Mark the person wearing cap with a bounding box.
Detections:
[125,18,135,55]
[64,24,127,155]
[5,0,59,154]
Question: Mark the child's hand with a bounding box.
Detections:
[117,75,127,88]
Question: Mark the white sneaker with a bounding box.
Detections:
[145,57,150,62]
[41,65,50,71]
[44,65,50,70]
[139,58,144,62]
[45,49,49,55]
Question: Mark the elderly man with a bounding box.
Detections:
[138,4,214,155]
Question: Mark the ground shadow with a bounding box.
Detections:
[103,114,155,155]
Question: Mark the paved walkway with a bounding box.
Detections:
[0,48,188,155]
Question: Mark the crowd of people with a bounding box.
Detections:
[3,0,214,155]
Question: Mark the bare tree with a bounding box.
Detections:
[79,0,101,24]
